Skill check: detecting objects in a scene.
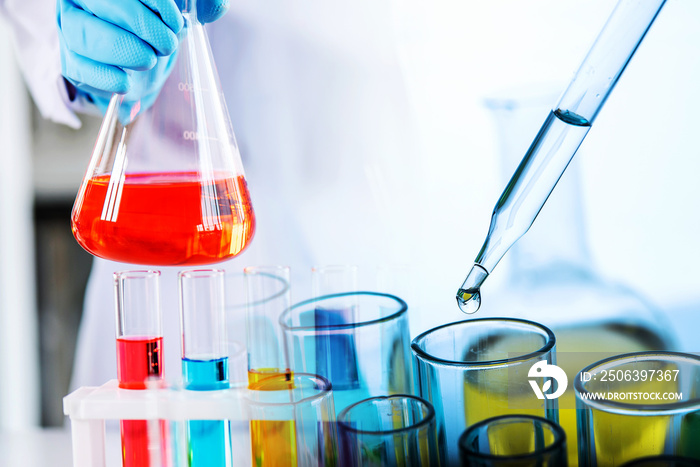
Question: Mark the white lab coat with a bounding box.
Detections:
[2,0,426,388]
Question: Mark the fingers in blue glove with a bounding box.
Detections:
[65,0,180,58]
[175,0,229,23]
[60,48,132,94]
[197,0,229,23]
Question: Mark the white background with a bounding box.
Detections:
[390,0,700,335]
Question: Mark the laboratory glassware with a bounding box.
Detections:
[411,318,558,466]
[621,457,700,467]
[178,269,231,467]
[244,266,292,387]
[311,265,360,389]
[114,270,165,467]
[476,90,675,466]
[575,351,700,466]
[458,415,568,467]
[71,0,255,266]
[457,0,667,313]
[338,394,443,466]
[245,373,338,467]
[280,291,412,415]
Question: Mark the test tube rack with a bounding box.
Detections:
[63,380,248,467]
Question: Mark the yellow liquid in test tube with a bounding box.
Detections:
[250,419,298,467]
[248,369,297,467]
[248,368,294,389]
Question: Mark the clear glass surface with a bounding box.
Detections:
[338,394,443,466]
[459,415,568,466]
[311,265,358,299]
[114,270,162,339]
[244,266,292,387]
[411,318,558,465]
[575,352,700,466]
[245,373,338,466]
[178,269,227,361]
[280,291,413,415]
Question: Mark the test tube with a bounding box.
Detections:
[244,265,292,388]
[178,269,231,467]
[311,265,360,390]
[114,270,165,467]
[244,266,296,465]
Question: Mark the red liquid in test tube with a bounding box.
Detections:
[114,271,166,467]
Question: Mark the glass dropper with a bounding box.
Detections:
[457,0,667,314]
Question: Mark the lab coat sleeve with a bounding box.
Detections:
[0,0,94,129]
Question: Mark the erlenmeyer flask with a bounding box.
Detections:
[71,1,255,266]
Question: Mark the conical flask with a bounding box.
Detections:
[71,2,255,266]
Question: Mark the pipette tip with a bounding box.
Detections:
[456,264,489,314]
[456,288,481,314]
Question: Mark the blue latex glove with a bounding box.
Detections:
[57,0,229,116]
[178,0,230,24]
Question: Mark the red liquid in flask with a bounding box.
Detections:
[117,337,165,467]
[72,172,255,266]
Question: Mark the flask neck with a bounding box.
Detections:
[180,0,200,22]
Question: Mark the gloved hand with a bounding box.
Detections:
[57,0,230,116]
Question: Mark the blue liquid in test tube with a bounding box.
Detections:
[312,266,360,390]
[314,305,360,389]
[182,357,230,466]
[179,270,231,467]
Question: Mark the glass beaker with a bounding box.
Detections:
[71,1,255,266]
[411,318,559,466]
[337,394,443,466]
[245,373,338,467]
[458,415,568,466]
[575,351,700,467]
[477,89,676,465]
[280,291,413,415]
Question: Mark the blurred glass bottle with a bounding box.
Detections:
[476,86,676,466]
[71,0,255,266]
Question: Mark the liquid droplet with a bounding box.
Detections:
[456,288,481,314]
